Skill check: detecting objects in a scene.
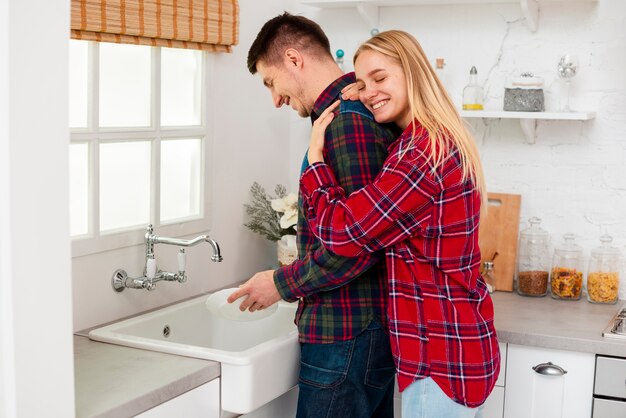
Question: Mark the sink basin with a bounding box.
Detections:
[88,293,300,414]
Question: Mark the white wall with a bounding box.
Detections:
[69,0,626,331]
[72,0,295,331]
[293,0,626,276]
[0,0,620,414]
[0,0,74,416]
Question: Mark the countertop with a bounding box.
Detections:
[74,291,626,417]
[492,291,626,357]
[74,336,220,418]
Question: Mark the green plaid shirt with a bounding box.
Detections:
[273,73,398,343]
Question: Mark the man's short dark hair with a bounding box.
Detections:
[247,12,332,74]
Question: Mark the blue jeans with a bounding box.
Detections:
[402,377,484,418]
[296,321,396,418]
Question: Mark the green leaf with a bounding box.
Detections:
[242,182,295,242]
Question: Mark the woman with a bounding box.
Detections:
[300,30,500,418]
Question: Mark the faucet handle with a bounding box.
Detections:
[177,248,186,272]
[146,256,157,279]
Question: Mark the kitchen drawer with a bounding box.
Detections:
[504,344,594,418]
[593,398,626,418]
[595,356,626,399]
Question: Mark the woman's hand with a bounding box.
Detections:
[308,100,340,165]
[341,82,361,101]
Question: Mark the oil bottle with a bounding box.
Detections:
[462,66,484,110]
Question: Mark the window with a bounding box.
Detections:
[69,40,210,256]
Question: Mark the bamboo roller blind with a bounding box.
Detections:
[71,0,239,52]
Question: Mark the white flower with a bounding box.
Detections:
[279,208,297,229]
[271,193,297,212]
[271,193,298,230]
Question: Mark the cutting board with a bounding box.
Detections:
[478,192,522,292]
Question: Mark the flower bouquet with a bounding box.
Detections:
[244,182,298,266]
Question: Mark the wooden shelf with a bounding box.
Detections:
[460,110,596,143]
[300,0,598,32]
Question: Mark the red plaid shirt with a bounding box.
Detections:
[300,121,500,407]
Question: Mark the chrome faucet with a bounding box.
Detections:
[112,224,223,292]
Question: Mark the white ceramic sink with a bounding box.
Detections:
[88,293,299,414]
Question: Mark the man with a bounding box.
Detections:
[228,13,398,418]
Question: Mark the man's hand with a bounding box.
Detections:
[227,270,282,312]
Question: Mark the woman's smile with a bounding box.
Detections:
[372,100,389,110]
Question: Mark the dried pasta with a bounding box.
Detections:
[550,267,583,299]
[587,272,619,303]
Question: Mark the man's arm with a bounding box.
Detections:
[273,111,392,301]
[230,111,392,310]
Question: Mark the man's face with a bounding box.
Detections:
[257,60,311,118]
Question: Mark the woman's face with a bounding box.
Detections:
[355,49,412,130]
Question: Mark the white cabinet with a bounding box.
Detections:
[482,342,507,418]
[134,379,299,418]
[135,379,220,418]
[240,387,299,418]
[483,387,505,418]
[504,344,595,418]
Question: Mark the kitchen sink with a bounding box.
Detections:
[88,293,299,414]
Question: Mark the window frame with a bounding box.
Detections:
[70,41,212,257]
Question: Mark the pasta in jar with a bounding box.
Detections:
[550,267,583,299]
[587,235,621,304]
[550,233,584,301]
[587,272,619,304]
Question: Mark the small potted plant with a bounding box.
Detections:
[244,182,297,266]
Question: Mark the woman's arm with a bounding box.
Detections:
[300,160,435,257]
[301,138,438,257]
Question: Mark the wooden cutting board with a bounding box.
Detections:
[478,192,522,292]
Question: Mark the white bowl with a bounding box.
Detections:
[205,288,278,321]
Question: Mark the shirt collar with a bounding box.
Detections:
[311,72,356,123]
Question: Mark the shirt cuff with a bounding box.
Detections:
[273,265,300,302]
[300,162,339,200]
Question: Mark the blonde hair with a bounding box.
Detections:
[354,30,486,205]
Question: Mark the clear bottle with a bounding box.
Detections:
[462,66,484,110]
[482,260,495,293]
[517,217,550,297]
[587,234,621,304]
[550,233,584,300]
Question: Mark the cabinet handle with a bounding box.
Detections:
[532,362,568,376]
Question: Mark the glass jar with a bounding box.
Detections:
[517,217,550,297]
[587,234,621,304]
[550,233,584,300]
